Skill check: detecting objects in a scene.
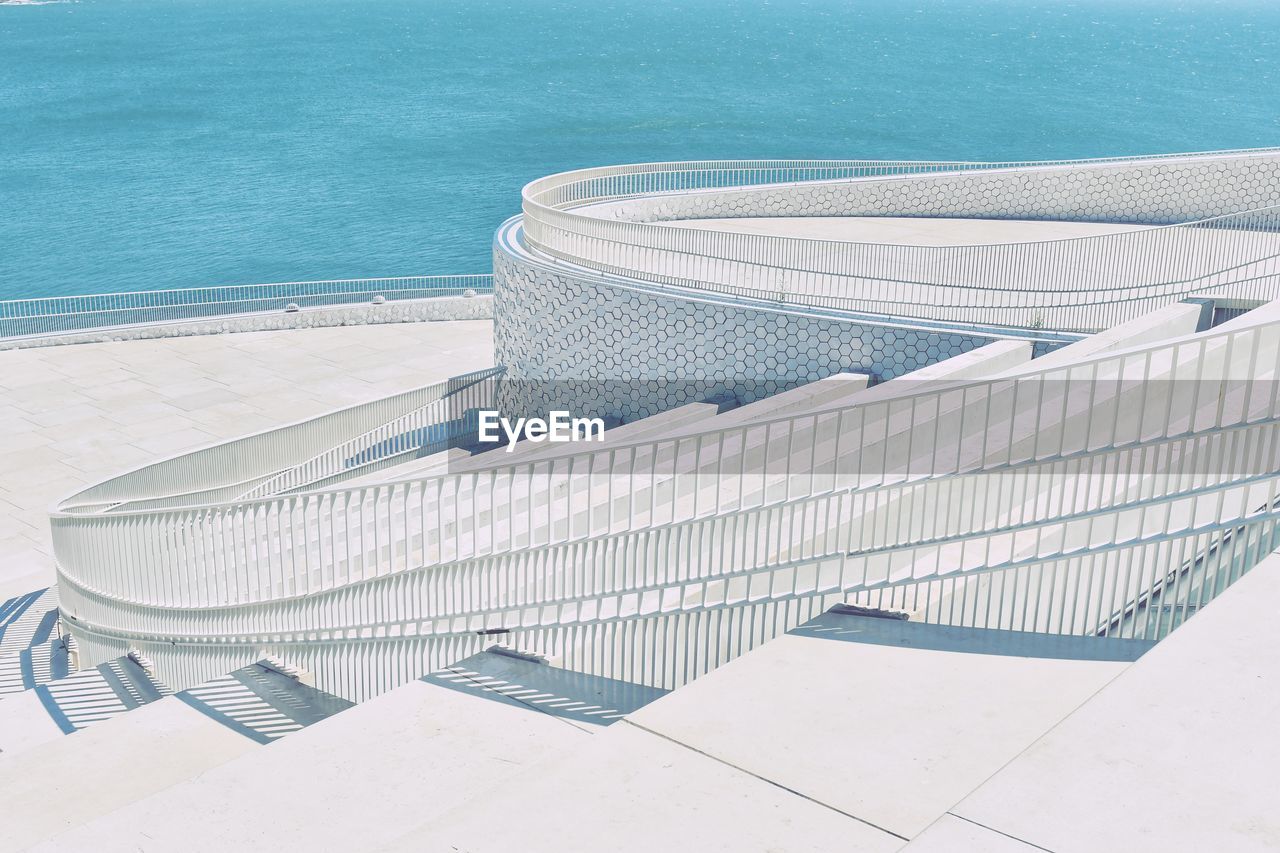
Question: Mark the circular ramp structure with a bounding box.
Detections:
[43,148,1280,704]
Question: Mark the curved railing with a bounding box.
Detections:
[52,303,1280,699]
[519,150,1280,332]
[0,274,493,341]
[49,149,1280,701]
[57,367,503,515]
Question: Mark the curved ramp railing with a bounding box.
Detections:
[52,301,1280,700]
[519,150,1280,332]
[58,367,503,515]
[48,150,1280,700]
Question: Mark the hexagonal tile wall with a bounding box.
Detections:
[492,249,994,423]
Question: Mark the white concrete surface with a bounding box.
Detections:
[664,216,1149,246]
[0,641,65,700]
[0,320,494,600]
[0,697,254,853]
[686,372,871,431]
[335,447,468,490]
[850,337,1031,403]
[620,617,1135,840]
[359,615,1145,853]
[381,719,902,853]
[0,657,160,758]
[907,814,1044,852]
[1009,299,1206,373]
[672,339,1029,445]
[38,675,595,853]
[0,586,58,658]
[0,687,64,756]
[924,552,1280,853]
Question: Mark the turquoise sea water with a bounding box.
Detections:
[2,0,1279,300]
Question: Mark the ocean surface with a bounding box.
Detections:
[2,0,1279,300]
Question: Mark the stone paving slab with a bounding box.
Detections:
[381,720,902,853]
[0,321,494,601]
[624,613,1140,841]
[37,662,597,853]
[934,553,1280,853]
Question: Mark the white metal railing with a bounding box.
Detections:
[519,150,1280,333]
[48,149,1280,700]
[0,274,493,341]
[52,300,1280,699]
[59,367,503,515]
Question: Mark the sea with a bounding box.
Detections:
[2,0,1279,300]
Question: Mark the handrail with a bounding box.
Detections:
[57,366,504,514]
[51,304,1280,697]
[49,149,1280,700]
[52,300,1280,517]
[519,150,1280,332]
[234,376,498,501]
[0,274,493,340]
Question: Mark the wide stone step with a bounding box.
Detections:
[0,587,60,664]
[379,610,1149,852]
[0,654,168,759]
[0,637,70,700]
[36,647,666,852]
[0,659,351,852]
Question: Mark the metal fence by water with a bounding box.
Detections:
[0,274,494,340]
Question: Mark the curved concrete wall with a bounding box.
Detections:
[492,233,1028,421]
[500,151,1280,402]
[522,152,1280,333]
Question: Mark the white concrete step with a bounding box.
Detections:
[0,690,254,852]
[540,343,1026,548]
[384,714,896,853]
[0,638,70,700]
[334,447,469,490]
[1009,299,1208,374]
[1203,293,1280,332]
[690,372,870,428]
[907,550,1280,853]
[0,587,67,703]
[853,337,1033,402]
[0,654,167,759]
[380,608,1144,851]
[613,611,1145,842]
[458,373,870,478]
[36,648,666,852]
[173,658,352,743]
[0,587,60,663]
[0,659,351,852]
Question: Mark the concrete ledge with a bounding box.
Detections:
[0,295,494,351]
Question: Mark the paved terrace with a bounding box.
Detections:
[0,321,494,601]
